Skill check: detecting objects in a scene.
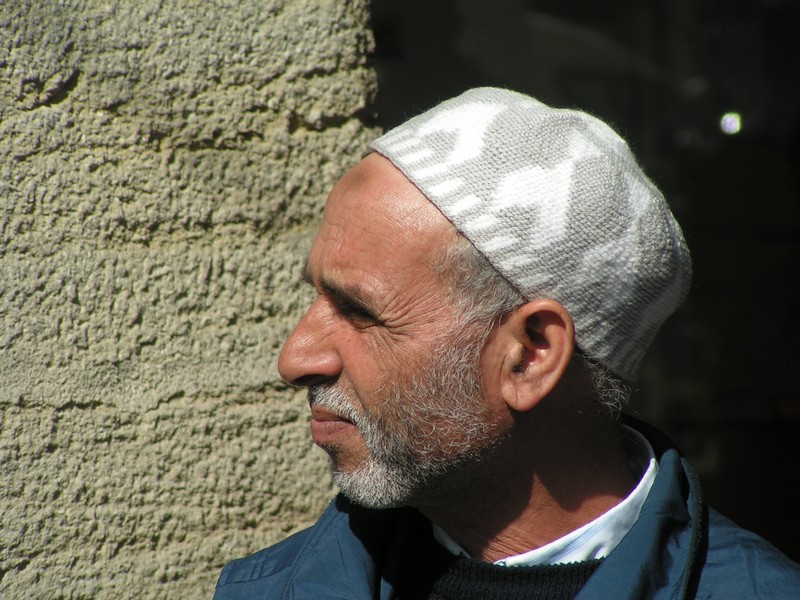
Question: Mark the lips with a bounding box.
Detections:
[309,406,356,445]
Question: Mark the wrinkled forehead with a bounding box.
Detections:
[322,153,459,247]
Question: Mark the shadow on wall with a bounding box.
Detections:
[370,0,800,562]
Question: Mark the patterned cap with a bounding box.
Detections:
[370,87,691,381]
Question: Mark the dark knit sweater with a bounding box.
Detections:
[388,521,603,600]
[425,556,603,600]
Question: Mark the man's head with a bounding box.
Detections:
[278,154,520,507]
[278,87,691,508]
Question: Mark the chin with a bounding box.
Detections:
[330,461,420,510]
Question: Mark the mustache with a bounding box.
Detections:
[308,385,362,424]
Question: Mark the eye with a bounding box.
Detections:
[332,296,380,327]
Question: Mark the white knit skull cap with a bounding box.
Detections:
[370,87,692,381]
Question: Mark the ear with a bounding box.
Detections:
[495,299,575,412]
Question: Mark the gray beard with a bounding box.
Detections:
[308,335,498,509]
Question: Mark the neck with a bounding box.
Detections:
[417,407,638,563]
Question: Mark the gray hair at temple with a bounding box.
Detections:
[371,87,692,383]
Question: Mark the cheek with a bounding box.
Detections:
[333,336,396,415]
[340,331,420,391]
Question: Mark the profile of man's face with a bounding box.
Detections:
[277,154,506,508]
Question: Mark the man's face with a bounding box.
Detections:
[277,154,508,508]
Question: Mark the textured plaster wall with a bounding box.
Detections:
[0,1,377,597]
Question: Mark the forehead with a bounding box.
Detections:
[307,154,456,288]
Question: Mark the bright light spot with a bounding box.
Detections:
[720,112,742,135]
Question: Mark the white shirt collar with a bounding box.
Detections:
[433,425,658,566]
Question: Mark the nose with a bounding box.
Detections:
[278,298,342,387]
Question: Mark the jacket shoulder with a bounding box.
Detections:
[212,495,410,600]
[214,527,316,594]
[696,509,800,599]
[213,499,348,600]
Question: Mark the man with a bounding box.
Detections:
[213,87,800,599]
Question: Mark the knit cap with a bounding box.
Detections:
[370,87,691,381]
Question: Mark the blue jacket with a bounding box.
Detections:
[214,420,800,599]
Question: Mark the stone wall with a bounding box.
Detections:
[0,1,378,596]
